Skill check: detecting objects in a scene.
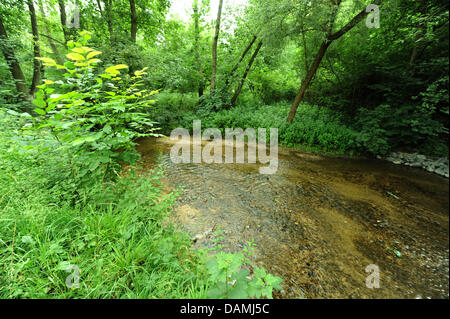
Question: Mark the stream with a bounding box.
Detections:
[138,137,449,299]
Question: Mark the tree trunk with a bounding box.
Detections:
[38,0,64,65]
[0,17,29,99]
[129,0,137,43]
[225,35,257,88]
[287,41,330,122]
[193,0,204,98]
[28,0,41,96]
[230,40,263,106]
[210,0,223,91]
[287,2,381,122]
[57,0,70,44]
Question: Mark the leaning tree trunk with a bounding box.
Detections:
[0,17,29,99]
[230,40,263,106]
[286,41,330,122]
[28,0,41,96]
[287,2,382,122]
[210,0,223,91]
[225,35,257,88]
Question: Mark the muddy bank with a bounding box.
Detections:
[138,137,449,299]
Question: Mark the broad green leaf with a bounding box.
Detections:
[66,53,86,61]
[33,108,46,115]
[86,51,102,59]
[33,98,46,108]
[72,47,86,54]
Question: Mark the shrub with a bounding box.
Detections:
[25,32,161,201]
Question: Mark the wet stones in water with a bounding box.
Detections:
[384,152,449,178]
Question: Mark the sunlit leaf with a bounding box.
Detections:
[86,51,102,59]
[66,53,86,61]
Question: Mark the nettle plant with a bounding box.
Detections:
[30,31,160,189]
[207,230,283,299]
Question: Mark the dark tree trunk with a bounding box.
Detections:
[193,0,204,98]
[0,17,29,99]
[57,0,70,44]
[130,0,137,43]
[230,40,263,106]
[28,0,41,96]
[210,0,223,91]
[287,41,330,122]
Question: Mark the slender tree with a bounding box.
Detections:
[130,0,137,43]
[28,0,42,96]
[96,0,113,43]
[57,0,69,44]
[225,35,257,88]
[210,0,224,91]
[193,0,204,97]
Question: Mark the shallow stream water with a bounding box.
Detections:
[138,137,449,299]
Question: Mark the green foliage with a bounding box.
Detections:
[249,66,298,104]
[355,103,448,156]
[26,33,161,200]
[148,91,198,134]
[206,234,283,299]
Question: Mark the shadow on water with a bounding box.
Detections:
[137,137,449,299]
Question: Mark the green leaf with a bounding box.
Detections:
[229,281,248,299]
[33,98,46,108]
[34,108,46,115]
[66,53,86,61]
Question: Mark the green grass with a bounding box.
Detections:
[0,174,209,298]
